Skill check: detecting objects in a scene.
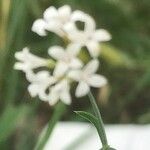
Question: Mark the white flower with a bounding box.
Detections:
[14,47,48,72]
[26,70,57,101]
[48,44,83,78]
[64,10,111,57]
[68,59,107,97]
[27,71,71,105]
[32,5,71,37]
[48,79,71,105]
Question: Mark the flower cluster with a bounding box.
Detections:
[14,5,111,105]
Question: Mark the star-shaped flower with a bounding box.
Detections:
[32,5,72,37]
[26,70,57,101]
[68,59,107,97]
[14,47,48,72]
[64,10,111,57]
[48,79,71,105]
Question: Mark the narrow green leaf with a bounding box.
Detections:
[74,111,99,130]
[1,0,29,104]
[35,102,66,150]
[0,105,29,142]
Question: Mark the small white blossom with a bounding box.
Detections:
[26,70,57,101]
[48,79,71,105]
[64,10,111,57]
[48,44,83,78]
[32,5,71,37]
[14,47,48,72]
[68,59,107,97]
[23,69,71,105]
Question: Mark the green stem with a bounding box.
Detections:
[35,102,66,150]
[88,91,108,148]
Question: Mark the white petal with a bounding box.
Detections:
[64,21,76,31]
[26,70,48,82]
[93,29,111,41]
[48,89,59,105]
[48,46,65,60]
[36,71,50,79]
[14,47,28,60]
[71,10,96,34]
[36,71,56,83]
[70,58,83,69]
[61,87,71,105]
[83,59,99,75]
[14,62,28,71]
[60,79,71,105]
[53,62,68,78]
[63,22,75,36]
[46,21,60,30]
[39,93,48,101]
[48,79,70,105]
[25,70,35,82]
[28,84,38,97]
[87,74,107,87]
[66,43,81,56]
[84,15,95,35]
[29,57,47,68]
[58,5,71,20]
[45,21,64,36]
[32,19,47,36]
[48,25,65,37]
[75,81,90,97]
[86,41,100,57]
[44,6,58,21]
[68,70,81,81]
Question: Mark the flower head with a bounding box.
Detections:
[14,5,110,106]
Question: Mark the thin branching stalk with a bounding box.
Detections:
[88,91,109,149]
[35,102,66,150]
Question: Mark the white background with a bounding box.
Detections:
[44,122,150,150]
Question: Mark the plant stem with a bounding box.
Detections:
[35,102,66,150]
[88,91,108,148]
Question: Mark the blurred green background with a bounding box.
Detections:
[0,0,150,149]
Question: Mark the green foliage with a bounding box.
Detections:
[75,111,99,130]
[0,105,29,143]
